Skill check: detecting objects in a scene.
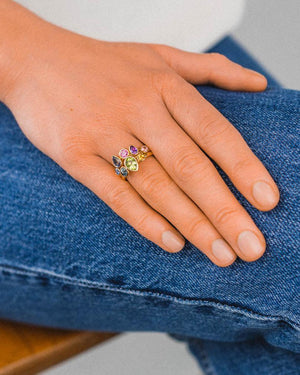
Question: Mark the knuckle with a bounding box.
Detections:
[141,170,173,204]
[207,53,230,82]
[173,148,200,179]
[172,146,210,181]
[187,216,208,238]
[151,69,178,93]
[214,206,238,226]
[232,157,254,176]
[150,43,172,60]
[106,185,129,211]
[111,88,156,126]
[60,136,88,165]
[209,52,228,64]
[134,211,151,232]
[199,115,232,148]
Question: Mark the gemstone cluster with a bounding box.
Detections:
[112,145,150,179]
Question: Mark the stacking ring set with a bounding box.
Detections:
[112,145,153,180]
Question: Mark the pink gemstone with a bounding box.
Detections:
[119,148,129,158]
[140,145,149,153]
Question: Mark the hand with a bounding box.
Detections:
[1,2,280,267]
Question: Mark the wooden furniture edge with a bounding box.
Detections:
[0,331,117,375]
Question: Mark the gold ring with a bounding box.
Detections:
[112,145,153,180]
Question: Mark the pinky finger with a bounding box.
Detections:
[70,154,186,253]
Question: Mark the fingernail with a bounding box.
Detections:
[253,181,278,208]
[162,230,185,252]
[247,68,265,79]
[212,239,236,264]
[252,71,265,79]
[237,230,265,258]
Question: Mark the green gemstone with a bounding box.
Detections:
[124,156,138,171]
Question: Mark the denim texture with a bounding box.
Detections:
[187,337,300,375]
[0,37,299,374]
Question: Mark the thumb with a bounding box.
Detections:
[151,44,267,92]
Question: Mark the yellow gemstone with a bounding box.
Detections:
[136,154,145,162]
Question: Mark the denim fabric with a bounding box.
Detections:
[188,337,300,375]
[0,37,299,374]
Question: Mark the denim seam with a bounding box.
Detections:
[1,263,299,332]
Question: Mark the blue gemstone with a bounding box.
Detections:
[120,167,128,177]
[112,155,122,168]
[115,168,120,175]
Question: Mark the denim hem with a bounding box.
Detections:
[1,263,299,332]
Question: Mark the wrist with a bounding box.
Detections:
[0,1,43,102]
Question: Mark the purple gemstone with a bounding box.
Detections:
[129,145,138,155]
[119,148,129,158]
[140,145,149,153]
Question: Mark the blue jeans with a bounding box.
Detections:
[0,37,299,375]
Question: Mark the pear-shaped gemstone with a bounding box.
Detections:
[129,145,138,155]
[124,156,138,171]
[112,155,122,168]
[120,167,128,177]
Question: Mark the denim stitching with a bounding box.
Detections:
[0,264,299,331]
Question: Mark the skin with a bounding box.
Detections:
[0,1,280,267]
